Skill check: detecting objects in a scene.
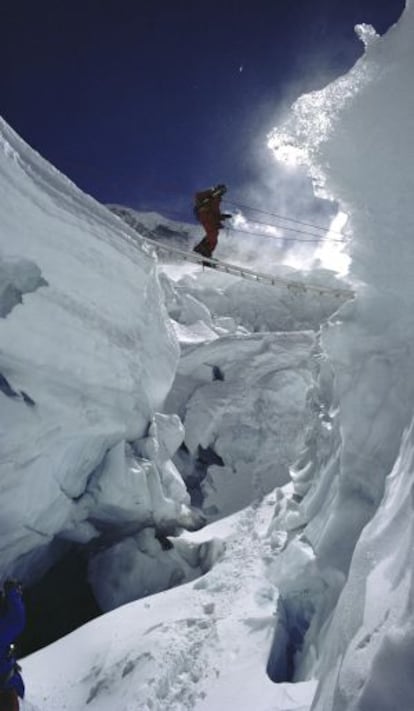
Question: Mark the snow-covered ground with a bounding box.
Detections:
[0,114,334,711]
[1,2,413,710]
[22,499,316,711]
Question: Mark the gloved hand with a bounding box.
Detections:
[220,213,232,219]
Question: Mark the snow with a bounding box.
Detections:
[0,112,327,710]
[0,116,195,586]
[0,2,413,710]
[166,329,316,520]
[267,2,414,708]
[0,115,326,709]
[22,498,316,711]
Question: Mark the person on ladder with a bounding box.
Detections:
[193,184,232,262]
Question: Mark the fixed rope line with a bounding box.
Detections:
[141,201,347,243]
[226,199,347,238]
[139,206,347,244]
[226,224,339,245]
[231,220,345,244]
[132,226,354,299]
[126,202,347,241]
[155,204,347,243]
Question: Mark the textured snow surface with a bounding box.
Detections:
[0,116,330,710]
[0,116,190,586]
[2,3,413,710]
[269,3,414,709]
[20,498,316,711]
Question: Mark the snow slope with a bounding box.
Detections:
[2,2,414,710]
[22,498,317,711]
[108,204,195,250]
[0,112,334,711]
[0,108,347,709]
[0,117,199,590]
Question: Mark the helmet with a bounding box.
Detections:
[214,184,227,195]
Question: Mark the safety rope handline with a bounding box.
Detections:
[226,224,343,245]
[226,199,346,237]
[135,205,347,244]
[133,227,354,298]
[126,200,346,241]
[159,205,347,243]
[227,212,347,243]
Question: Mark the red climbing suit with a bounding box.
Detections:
[0,689,19,711]
[193,185,228,258]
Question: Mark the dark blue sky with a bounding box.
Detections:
[1,1,405,219]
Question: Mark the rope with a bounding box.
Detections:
[226,224,340,245]
[226,199,347,238]
[120,201,347,242]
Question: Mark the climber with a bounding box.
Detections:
[0,580,25,711]
[193,184,232,260]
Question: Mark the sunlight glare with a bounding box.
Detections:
[315,211,351,276]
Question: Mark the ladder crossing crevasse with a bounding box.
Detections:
[132,228,355,299]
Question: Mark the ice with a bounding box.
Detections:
[0,116,187,583]
[0,255,47,317]
[88,526,215,612]
[307,416,414,710]
[169,330,316,518]
[1,2,412,708]
[22,496,317,711]
[266,2,414,707]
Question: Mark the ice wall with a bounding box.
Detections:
[0,117,193,586]
[268,3,414,707]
